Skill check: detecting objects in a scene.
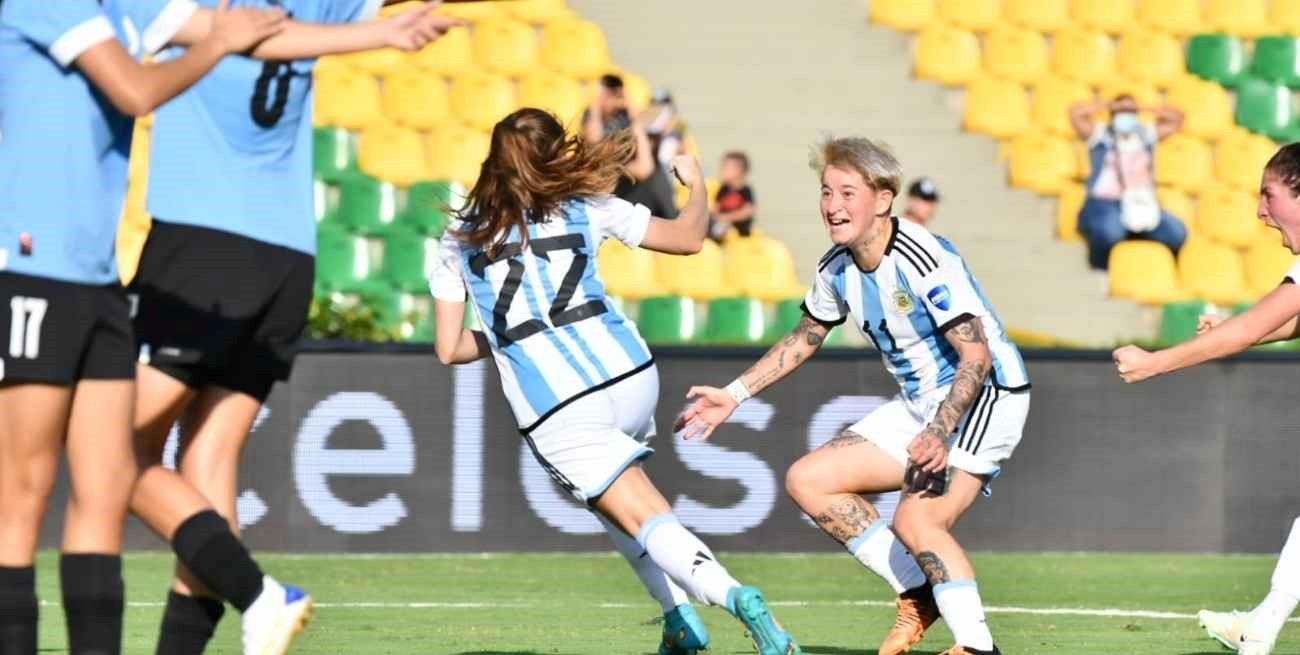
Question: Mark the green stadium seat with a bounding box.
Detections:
[1234,77,1295,139]
[703,297,767,345]
[366,288,432,337]
[1186,34,1247,88]
[313,127,358,183]
[382,229,439,293]
[1158,300,1206,347]
[637,296,698,345]
[314,178,339,226]
[402,181,457,236]
[337,173,405,236]
[1251,37,1300,88]
[315,225,385,294]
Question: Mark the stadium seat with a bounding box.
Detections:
[1056,184,1085,242]
[539,19,611,78]
[984,27,1049,84]
[438,0,503,21]
[1096,78,1161,111]
[472,18,539,77]
[1203,0,1270,38]
[913,25,981,86]
[703,297,768,345]
[1178,239,1250,305]
[336,174,405,236]
[314,68,384,131]
[517,70,586,123]
[1153,134,1213,192]
[316,226,383,293]
[1156,186,1194,226]
[636,296,698,345]
[767,299,806,341]
[401,181,459,236]
[868,0,937,32]
[1070,0,1136,34]
[936,0,1001,31]
[1135,0,1203,36]
[1164,75,1234,140]
[313,127,358,183]
[722,236,806,302]
[656,240,732,300]
[336,47,405,77]
[505,0,572,25]
[381,229,439,292]
[1116,30,1184,87]
[1108,241,1189,304]
[1197,186,1267,248]
[358,124,430,187]
[1251,37,1300,89]
[381,69,451,131]
[449,72,517,132]
[1234,78,1296,140]
[1273,0,1300,37]
[1031,77,1093,136]
[1215,132,1279,193]
[426,125,491,186]
[1007,132,1078,194]
[409,25,473,75]
[597,240,666,300]
[618,71,653,113]
[1158,300,1207,346]
[1050,27,1117,84]
[1186,34,1247,88]
[962,76,1032,139]
[1245,240,1298,298]
[1004,0,1068,32]
[314,178,340,226]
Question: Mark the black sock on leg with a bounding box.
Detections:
[60,553,124,655]
[155,590,225,655]
[0,566,38,655]
[171,510,263,612]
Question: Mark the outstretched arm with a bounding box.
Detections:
[907,317,992,475]
[433,299,489,365]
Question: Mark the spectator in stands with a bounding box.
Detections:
[1069,94,1188,270]
[902,177,940,227]
[583,74,676,217]
[643,88,685,171]
[710,151,756,241]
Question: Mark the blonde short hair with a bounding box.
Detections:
[809,136,903,198]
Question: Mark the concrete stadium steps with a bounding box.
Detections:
[568,0,1151,346]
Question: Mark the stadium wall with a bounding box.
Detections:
[50,348,1300,554]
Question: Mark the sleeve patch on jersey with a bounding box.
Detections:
[926,285,952,311]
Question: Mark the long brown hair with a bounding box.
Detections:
[455,108,636,253]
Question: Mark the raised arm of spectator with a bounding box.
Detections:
[1152,104,1186,141]
[584,94,606,145]
[1068,100,1105,141]
[626,117,656,181]
[639,155,708,255]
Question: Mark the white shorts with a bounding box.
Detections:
[523,364,659,503]
[847,384,1030,494]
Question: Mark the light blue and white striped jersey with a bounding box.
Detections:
[804,217,1030,400]
[0,0,196,284]
[147,0,380,254]
[432,196,656,431]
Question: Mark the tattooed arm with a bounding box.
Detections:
[906,316,992,475]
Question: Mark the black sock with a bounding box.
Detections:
[171,510,264,612]
[0,566,38,655]
[155,591,225,655]
[60,554,124,655]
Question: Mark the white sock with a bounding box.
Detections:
[636,514,740,608]
[934,580,994,650]
[1252,518,1300,638]
[599,513,690,613]
[846,522,928,594]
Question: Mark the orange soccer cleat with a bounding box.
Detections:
[878,585,940,655]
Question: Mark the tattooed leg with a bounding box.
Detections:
[915,551,951,586]
[811,494,879,545]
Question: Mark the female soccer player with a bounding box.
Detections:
[678,137,1031,655]
[124,3,461,653]
[0,2,283,653]
[1114,142,1300,655]
[431,108,801,655]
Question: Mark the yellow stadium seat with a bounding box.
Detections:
[1156,186,1194,226]
[336,48,406,77]
[868,0,937,32]
[1004,0,1069,32]
[656,240,732,300]
[1179,238,1250,305]
[472,18,539,77]
[409,26,473,75]
[1070,0,1136,34]
[358,124,430,187]
[984,27,1049,84]
[1154,134,1214,193]
[1031,77,1093,136]
[913,25,981,86]
[1096,78,1160,109]
[1245,240,1298,297]
[1109,240,1189,303]
[619,71,653,112]
[381,69,452,130]
[449,72,517,132]
[1008,132,1078,194]
[315,68,384,131]
[1204,0,1269,38]
[1216,133,1278,193]
[1273,0,1300,37]
[963,76,1032,139]
[1197,186,1269,247]
[518,71,586,123]
[1051,27,1117,84]
[1116,30,1184,87]
[936,0,1001,31]
[505,0,572,25]
[722,236,806,302]
[426,125,491,186]
[1136,0,1203,36]
[540,19,610,78]
[1056,184,1085,241]
[1165,75,1234,141]
[598,240,666,300]
[438,1,503,21]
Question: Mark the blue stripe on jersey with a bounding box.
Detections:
[568,203,652,367]
[895,266,961,387]
[934,236,1028,387]
[463,259,558,417]
[526,227,611,381]
[860,271,922,395]
[519,259,596,388]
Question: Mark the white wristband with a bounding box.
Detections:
[725,379,751,405]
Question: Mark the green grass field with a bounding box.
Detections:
[26,550,1298,654]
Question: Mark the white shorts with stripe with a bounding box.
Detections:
[846,383,1030,491]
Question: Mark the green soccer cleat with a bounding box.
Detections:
[726,586,800,655]
[1199,609,1276,654]
[660,603,710,655]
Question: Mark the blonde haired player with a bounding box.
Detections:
[1115,142,1300,655]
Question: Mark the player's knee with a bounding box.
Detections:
[891,504,943,549]
[784,458,825,508]
[0,463,57,520]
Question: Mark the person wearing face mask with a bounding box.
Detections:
[1069,94,1188,270]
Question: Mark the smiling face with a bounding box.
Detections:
[1259,169,1300,254]
[820,165,893,246]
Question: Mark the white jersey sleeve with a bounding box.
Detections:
[916,250,988,334]
[430,228,467,302]
[1285,260,1300,285]
[3,0,115,66]
[585,195,651,248]
[802,252,849,326]
[123,0,198,56]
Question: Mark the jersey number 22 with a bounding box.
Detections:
[471,235,607,346]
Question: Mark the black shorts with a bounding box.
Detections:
[0,271,135,384]
[130,220,314,402]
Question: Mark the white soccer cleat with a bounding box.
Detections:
[1198,609,1275,654]
[242,576,314,655]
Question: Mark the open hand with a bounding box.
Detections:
[673,386,738,441]
[208,0,287,54]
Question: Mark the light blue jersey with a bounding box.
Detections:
[0,0,197,285]
[432,196,656,431]
[147,0,380,254]
[804,217,1030,400]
